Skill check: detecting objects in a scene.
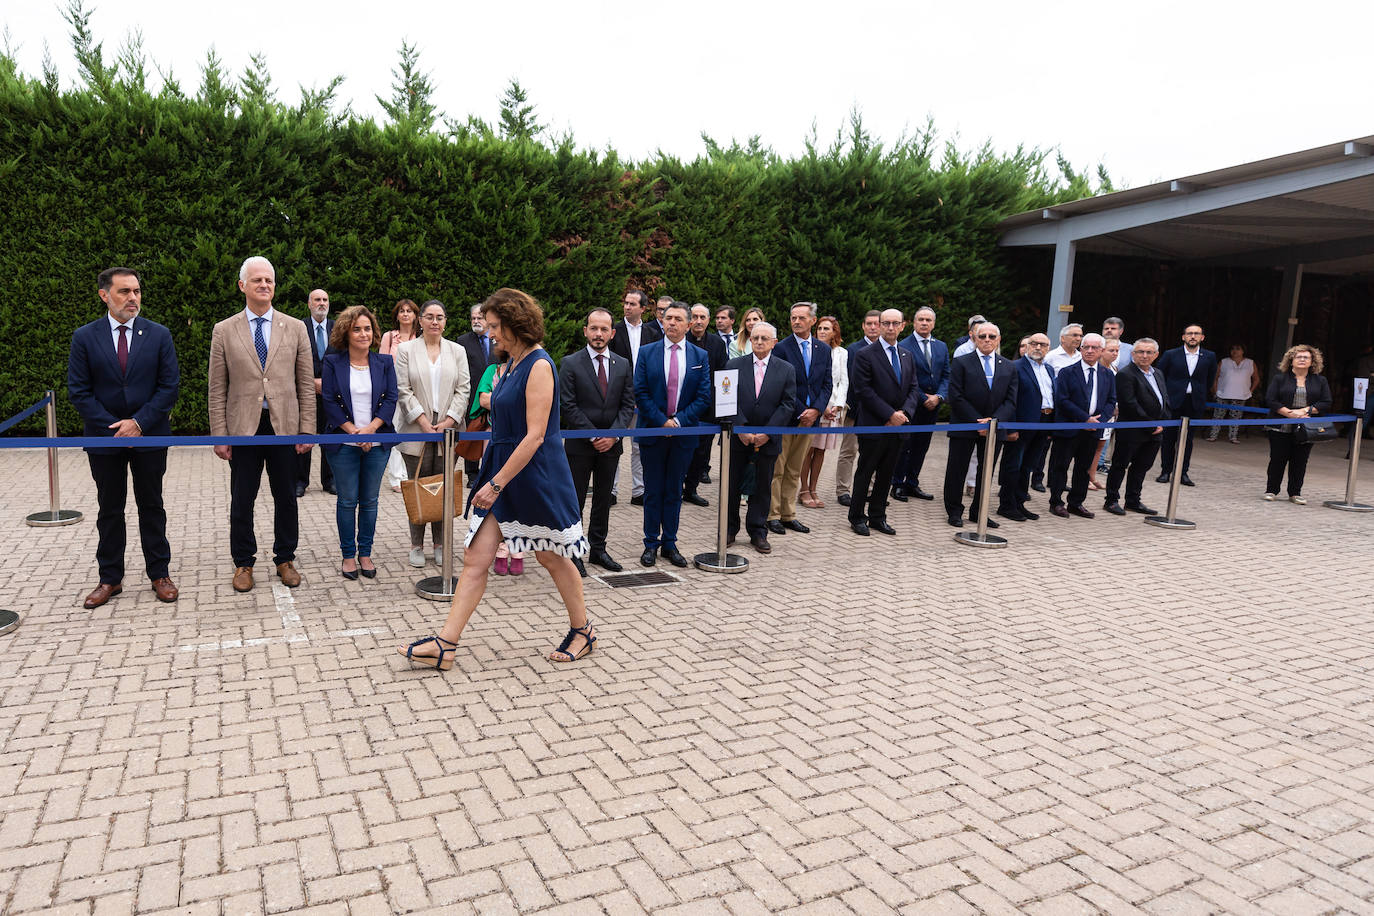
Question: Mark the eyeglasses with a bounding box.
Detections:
[1028,341,1049,347]
[879,321,903,327]
[975,333,998,340]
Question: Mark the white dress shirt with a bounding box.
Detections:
[624,320,643,365]
[1045,346,1081,372]
[1184,348,1199,393]
[107,313,135,351]
[245,306,274,349]
[1032,359,1054,409]
[662,337,686,413]
[1142,367,1165,405]
[348,364,375,447]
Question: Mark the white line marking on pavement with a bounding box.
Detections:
[177,626,390,653]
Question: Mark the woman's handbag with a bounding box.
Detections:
[455,415,488,462]
[401,444,464,525]
[1294,419,1339,445]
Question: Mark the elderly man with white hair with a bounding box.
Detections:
[1047,332,1116,519]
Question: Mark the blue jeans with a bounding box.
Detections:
[331,445,388,558]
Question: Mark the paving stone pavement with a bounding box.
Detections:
[1,432,1372,914]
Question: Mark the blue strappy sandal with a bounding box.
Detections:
[403,634,458,671]
[549,620,596,663]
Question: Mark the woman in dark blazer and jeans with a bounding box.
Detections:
[1264,344,1331,504]
[322,305,398,578]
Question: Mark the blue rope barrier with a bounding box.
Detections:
[0,394,53,434]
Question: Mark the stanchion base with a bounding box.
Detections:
[25,509,83,528]
[693,552,749,573]
[0,609,20,636]
[953,532,1008,549]
[1144,516,1197,530]
[415,576,459,601]
[1322,500,1374,512]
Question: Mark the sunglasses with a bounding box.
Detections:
[975,333,999,340]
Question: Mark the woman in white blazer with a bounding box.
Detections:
[395,300,472,567]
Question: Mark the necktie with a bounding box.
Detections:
[983,354,994,387]
[483,336,490,360]
[921,338,931,368]
[596,354,608,398]
[667,343,681,416]
[117,325,128,375]
[316,323,325,358]
[253,316,268,368]
[755,359,765,396]
[888,346,900,384]
[1086,366,1097,414]
[801,338,811,376]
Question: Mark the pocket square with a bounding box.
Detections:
[690,364,703,370]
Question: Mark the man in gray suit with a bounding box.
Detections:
[560,308,636,576]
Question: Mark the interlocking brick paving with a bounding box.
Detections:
[1,433,1372,914]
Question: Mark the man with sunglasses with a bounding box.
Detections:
[847,309,921,536]
[944,323,1018,527]
[1047,333,1117,518]
[999,333,1056,521]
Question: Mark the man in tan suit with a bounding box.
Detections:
[209,256,315,591]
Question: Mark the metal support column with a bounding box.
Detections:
[1268,261,1304,377]
[1045,237,1077,342]
[416,429,460,600]
[1145,418,1197,530]
[1324,417,1374,511]
[25,389,83,527]
[695,423,748,573]
[954,420,1008,548]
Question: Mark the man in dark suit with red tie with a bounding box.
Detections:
[67,267,181,608]
[722,321,796,553]
[1105,337,1169,516]
[943,323,1018,528]
[560,308,637,576]
[847,308,921,536]
[1048,333,1117,518]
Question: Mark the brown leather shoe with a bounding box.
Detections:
[151,577,179,602]
[83,583,122,609]
[276,561,302,587]
[232,566,254,592]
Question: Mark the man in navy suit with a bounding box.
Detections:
[633,303,712,568]
[297,288,335,496]
[609,289,661,505]
[893,306,950,502]
[722,321,796,553]
[767,301,833,536]
[1105,337,1169,515]
[1155,324,1217,486]
[834,310,881,506]
[943,323,1018,527]
[1048,333,1117,518]
[683,303,729,505]
[67,267,181,609]
[560,308,637,576]
[847,309,921,536]
[999,333,1056,521]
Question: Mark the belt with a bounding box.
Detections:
[1040,409,1054,415]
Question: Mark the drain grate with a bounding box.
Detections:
[598,570,680,588]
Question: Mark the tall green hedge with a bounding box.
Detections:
[1,59,1092,434]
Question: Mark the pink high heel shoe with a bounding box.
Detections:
[494,556,508,575]
[509,557,524,576]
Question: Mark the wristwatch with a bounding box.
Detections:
[490,482,503,494]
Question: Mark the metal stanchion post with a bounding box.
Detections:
[695,423,748,573]
[0,608,20,636]
[26,390,83,527]
[1145,417,1196,530]
[1324,416,1374,512]
[416,429,460,600]
[955,419,1008,548]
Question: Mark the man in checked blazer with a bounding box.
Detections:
[560,308,637,577]
[208,256,316,593]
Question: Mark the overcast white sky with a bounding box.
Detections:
[4,0,1369,190]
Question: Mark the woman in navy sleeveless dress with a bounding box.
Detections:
[399,289,595,671]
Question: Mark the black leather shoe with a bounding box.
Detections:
[640,548,657,567]
[782,519,810,533]
[700,471,711,484]
[1156,472,1171,483]
[589,550,623,572]
[837,494,852,507]
[572,556,587,577]
[682,491,709,507]
[969,517,999,529]
[946,516,964,528]
[1104,502,1127,516]
[295,483,307,498]
[871,520,897,536]
[749,536,771,554]
[890,486,909,502]
[996,508,1027,522]
[660,546,688,567]
[1180,474,1195,487]
[630,495,644,506]
[609,494,618,506]
[1125,503,1155,515]
[1050,505,1070,518]
[1020,508,1040,520]
[1068,505,1095,519]
[1031,480,1047,493]
[850,521,870,536]
[341,566,359,580]
[767,520,786,535]
[913,488,934,500]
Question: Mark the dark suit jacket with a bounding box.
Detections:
[947,351,1018,440]
[1115,363,1171,428]
[688,330,728,372]
[559,348,636,457]
[773,334,832,421]
[1053,361,1118,438]
[306,318,335,377]
[1156,345,1218,415]
[67,316,181,454]
[1265,371,1333,417]
[845,337,878,410]
[320,352,398,455]
[851,340,921,428]
[455,330,497,395]
[722,354,796,457]
[898,334,951,403]
[609,320,662,365]
[1013,357,1055,423]
[633,338,712,450]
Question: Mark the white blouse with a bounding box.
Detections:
[827,345,849,410]
[348,365,374,447]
